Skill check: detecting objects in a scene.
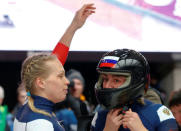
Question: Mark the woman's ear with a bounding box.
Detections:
[35,77,45,89]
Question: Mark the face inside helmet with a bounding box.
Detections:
[97,72,131,89]
[95,49,150,109]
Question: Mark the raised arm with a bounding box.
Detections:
[52,4,96,65]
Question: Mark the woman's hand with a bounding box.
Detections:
[104,109,123,131]
[122,109,148,131]
[70,3,96,30]
[58,3,95,47]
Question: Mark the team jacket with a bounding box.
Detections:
[91,100,179,131]
[14,95,65,131]
[14,43,69,131]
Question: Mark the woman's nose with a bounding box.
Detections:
[65,77,70,85]
[104,81,113,88]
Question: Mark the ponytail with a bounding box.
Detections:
[27,96,52,117]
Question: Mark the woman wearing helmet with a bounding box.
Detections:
[91,49,178,131]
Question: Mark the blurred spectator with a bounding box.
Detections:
[66,69,91,117]
[150,75,160,90]
[150,74,166,103]
[12,83,27,117]
[169,90,181,130]
[0,85,10,131]
[6,83,27,131]
[66,69,95,131]
[67,69,85,99]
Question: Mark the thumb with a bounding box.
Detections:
[129,108,132,112]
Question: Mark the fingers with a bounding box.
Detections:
[110,108,123,117]
[83,10,94,18]
[122,109,143,129]
[81,3,95,9]
[124,109,138,119]
[80,3,95,11]
[129,108,132,112]
[114,113,124,123]
[79,3,96,15]
[106,109,123,128]
[71,3,95,29]
[83,4,96,9]
[122,116,133,123]
[109,109,124,123]
[122,111,133,129]
[107,109,124,121]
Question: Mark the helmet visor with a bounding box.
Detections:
[96,72,131,89]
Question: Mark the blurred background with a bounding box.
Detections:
[0,0,181,116]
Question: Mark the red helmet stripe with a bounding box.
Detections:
[99,63,115,68]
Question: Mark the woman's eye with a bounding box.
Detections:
[102,78,108,82]
[114,79,120,83]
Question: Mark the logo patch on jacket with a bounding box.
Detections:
[157,106,174,122]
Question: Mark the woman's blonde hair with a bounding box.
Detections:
[21,53,57,117]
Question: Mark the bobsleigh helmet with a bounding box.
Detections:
[95,49,150,109]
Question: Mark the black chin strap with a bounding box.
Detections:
[119,105,129,115]
[118,100,134,115]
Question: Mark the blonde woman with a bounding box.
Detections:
[13,4,95,131]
